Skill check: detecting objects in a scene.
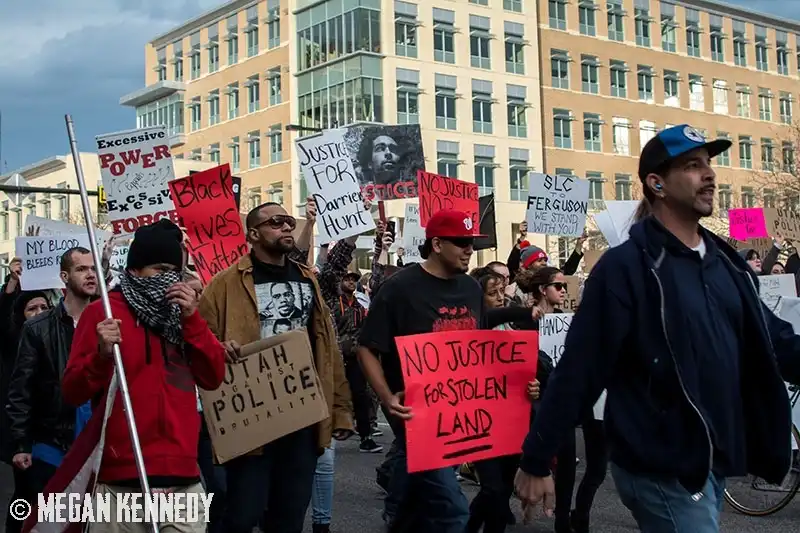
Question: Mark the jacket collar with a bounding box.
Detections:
[628,216,750,274]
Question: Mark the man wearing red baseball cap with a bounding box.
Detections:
[357,209,485,533]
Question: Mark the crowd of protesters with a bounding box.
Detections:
[0,123,799,533]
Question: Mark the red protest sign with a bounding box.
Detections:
[395,329,538,473]
[168,164,248,284]
[417,170,479,228]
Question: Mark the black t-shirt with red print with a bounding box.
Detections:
[358,263,486,393]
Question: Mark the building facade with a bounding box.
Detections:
[539,0,800,263]
[0,156,213,277]
[121,0,800,267]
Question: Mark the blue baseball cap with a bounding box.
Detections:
[638,124,732,181]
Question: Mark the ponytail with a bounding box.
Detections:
[634,196,652,222]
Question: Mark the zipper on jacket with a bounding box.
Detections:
[650,266,713,492]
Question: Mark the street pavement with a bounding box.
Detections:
[1,427,797,532]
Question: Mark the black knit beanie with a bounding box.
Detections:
[126,219,184,271]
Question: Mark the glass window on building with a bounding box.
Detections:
[777,31,790,75]
[716,133,731,166]
[207,23,220,73]
[733,20,747,66]
[781,92,794,124]
[246,6,260,57]
[586,171,604,210]
[229,137,241,172]
[718,184,733,215]
[634,0,651,47]
[761,138,775,171]
[685,8,700,57]
[297,4,381,71]
[470,15,492,70]
[551,49,570,89]
[689,74,704,111]
[663,70,679,107]
[433,8,456,64]
[764,189,776,208]
[504,0,523,13]
[755,25,769,71]
[227,83,240,119]
[610,59,627,97]
[436,140,460,178]
[505,22,525,74]
[395,1,418,58]
[549,0,567,30]
[579,0,597,36]
[759,88,773,121]
[268,68,282,106]
[247,76,260,113]
[709,14,725,62]
[135,93,185,137]
[189,32,201,79]
[396,68,420,125]
[581,55,600,94]
[660,2,677,52]
[615,174,632,200]
[226,15,239,65]
[607,0,624,41]
[736,84,751,118]
[739,136,753,169]
[156,48,167,81]
[435,73,457,130]
[612,117,630,155]
[584,113,602,152]
[509,150,530,202]
[783,142,795,173]
[507,84,528,138]
[637,65,654,102]
[208,90,220,126]
[172,41,184,81]
[712,79,728,115]
[190,97,202,131]
[248,131,261,168]
[472,79,494,134]
[741,187,756,208]
[208,143,221,164]
[639,120,657,147]
[267,0,281,49]
[474,145,496,196]
[553,109,573,149]
[269,125,283,164]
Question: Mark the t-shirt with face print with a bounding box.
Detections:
[358,263,486,394]
[250,252,315,341]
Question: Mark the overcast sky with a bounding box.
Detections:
[0,0,798,172]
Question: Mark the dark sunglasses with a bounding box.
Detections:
[256,215,297,230]
[440,237,475,248]
[547,282,568,291]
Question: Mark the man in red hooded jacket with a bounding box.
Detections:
[63,219,225,531]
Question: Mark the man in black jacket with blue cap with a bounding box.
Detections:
[515,124,800,532]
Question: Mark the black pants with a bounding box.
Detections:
[467,455,519,533]
[198,417,227,533]
[5,466,28,533]
[344,357,373,439]
[554,420,608,526]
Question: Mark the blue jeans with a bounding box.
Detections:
[611,462,725,533]
[387,416,469,533]
[223,426,318,533]
[312,442,336,525]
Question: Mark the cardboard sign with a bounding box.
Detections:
[758,274,797,313]
[763,208,800,242]
[169,164,248,284]
[402,203,425,264]
[539,313,574,367]
[96,126,177,236]
[583,249,604,273]
[561,275,582,312]
[728,208,768,240]
[526,174,589,237]
[16,235,92,291]
[199,329,329,463]
[726,236,773,260]
[296,130,375,244]
[395,329,539,473]
[417,171,480,230]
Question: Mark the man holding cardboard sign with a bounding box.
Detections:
[199,200,353,533]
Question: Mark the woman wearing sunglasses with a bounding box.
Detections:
[517,267,607,533]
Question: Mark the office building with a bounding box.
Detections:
[539,0,800,262]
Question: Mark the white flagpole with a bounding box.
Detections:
[65,116,160,533]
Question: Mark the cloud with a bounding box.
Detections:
[0,0,219,172]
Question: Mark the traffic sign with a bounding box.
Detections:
[4,173,30,206]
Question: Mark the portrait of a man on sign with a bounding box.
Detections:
[344,124,424,200]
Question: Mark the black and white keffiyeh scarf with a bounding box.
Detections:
[120,270,183,346]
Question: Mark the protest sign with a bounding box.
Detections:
[343,124,424,201]
[169,164,247,284]
[725,236,773,260]
[759,274,797,313]
[402,203,425,264]
[296,130,375,244]
[199,329,329,463]
[561,275,582,311]
[728,208,768,240]
[604,201,639,243]
[395,329,538,473]
[109,243,130,272]
[539,313,574,367]
[417,171,480,229]
[763,208,800,242]
[583,249,604,273]
[526,174,589,237]
[96,126,177,236]
[16,235,91,291]
[593,211,620,248]
[24,215,110,250]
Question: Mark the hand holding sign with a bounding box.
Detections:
[305,196,317,223]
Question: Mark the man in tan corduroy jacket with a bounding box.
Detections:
[199,201,353,533]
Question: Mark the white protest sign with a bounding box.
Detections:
[539,312,606,420]
[539,313,574,367]
[604,201,639,244]
[296,129,375,245]
[526,174,589,237]
[593,211,620,248]
[778,297,800,446]
[402,203,425,264]
[16,235,92,291]
[96,126,177,237]
[25,215,111,250]
[759,274,797,313]
[110,244,131,272]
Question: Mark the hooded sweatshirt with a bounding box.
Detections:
[62,291,225,485]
